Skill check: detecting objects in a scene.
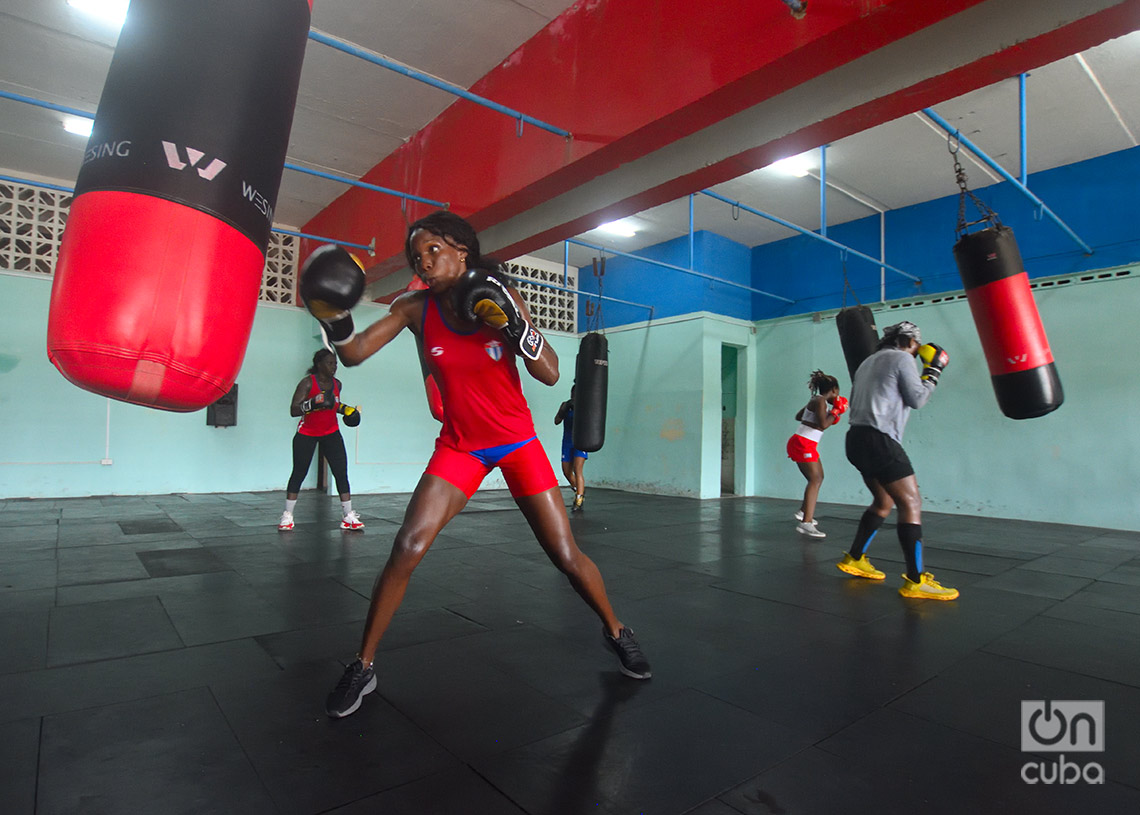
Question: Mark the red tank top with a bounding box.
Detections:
[421,295,536,451]
[297,375,341,436]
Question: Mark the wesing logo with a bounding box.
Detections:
[1021,700,1104,785]
[162,141,226,180]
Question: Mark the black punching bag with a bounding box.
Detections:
[953,226,1063,419]
[836,306,878,380]
[48,0,311,410]
[572,333,608,452]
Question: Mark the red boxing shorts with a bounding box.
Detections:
[786,434,820,462]
[425,436,558,499]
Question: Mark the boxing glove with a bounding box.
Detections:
[452,269,545,361]
[339,404,361,427]
[919,343,950,384]
[300,245,365,345]
[301,390,335,412]
[831,395,849,414]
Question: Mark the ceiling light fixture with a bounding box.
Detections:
[63,116,94,137]
[67,0,129,28]
[768,154,813,178]
[597,219,637,238]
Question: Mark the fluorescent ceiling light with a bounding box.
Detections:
[63,116,93,137]
[597,219,637,237]
[768,154,814,177]
[68,0,129,27]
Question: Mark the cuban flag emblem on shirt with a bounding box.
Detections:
[485,341,504,361]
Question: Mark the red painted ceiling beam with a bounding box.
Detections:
[302,0,988,279]
[497,0,1140,261]
[303,0,1140,283]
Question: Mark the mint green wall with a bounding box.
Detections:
[0,271,571,499]
[751,269,1140,531]
[579,317,706,497]
[7,265,1138,531]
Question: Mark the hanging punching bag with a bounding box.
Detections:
[953,225,1063,419]
[836,306,878,380]
[47,0,312,411]
[572,332,608,453]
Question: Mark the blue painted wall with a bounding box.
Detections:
[753,145,1140,319]
[574,145,1140,327]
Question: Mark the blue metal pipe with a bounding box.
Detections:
[922,107,1092,254]
[0,173,75,193]
[699,189,919,282]
[508,273,654,316]
[0,174,374,252]
[2,88,445,209]
[1019,74,1028,186]
[308,29,571,140]
[563,241,570,289]
[688,194,695,271]
[270,228,372,253]
[0,89,91,119]
[819,144,827,238]
[282,162,445,208]
[565,238,794,303]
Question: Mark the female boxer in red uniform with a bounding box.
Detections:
[786,370,845,539]
[278,349,363,531]
[307,211,651,718]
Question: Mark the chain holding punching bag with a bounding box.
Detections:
[948,148,1062,420]
[836,306,878,380]
[47,0,312,411]
[572,333,608,453]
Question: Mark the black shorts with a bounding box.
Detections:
[845,425,914,484]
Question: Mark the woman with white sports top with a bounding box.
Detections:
[786,370,847,538]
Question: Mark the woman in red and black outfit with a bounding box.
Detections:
[302,211,650,718]
[278,349,363,531]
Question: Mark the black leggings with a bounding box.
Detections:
[287,431,350,495]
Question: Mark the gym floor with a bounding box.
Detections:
[2,488,1138,814]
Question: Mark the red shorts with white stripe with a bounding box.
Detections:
[786,434,820,462]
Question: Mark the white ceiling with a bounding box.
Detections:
[1,1,1138,272]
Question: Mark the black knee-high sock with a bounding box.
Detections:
[898,522,923,582]
[848,511,885,559]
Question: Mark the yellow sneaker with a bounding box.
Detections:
[898,572,959,601]
[836,553,885,580]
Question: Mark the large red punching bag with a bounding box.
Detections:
[572,332,609,453]
[954,226,1063,419]
[47,0,312,411]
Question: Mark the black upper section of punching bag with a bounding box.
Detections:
[572,333,609,453]
[836,306,878,381]
[953,225,1023,290]
[75,0,311,251]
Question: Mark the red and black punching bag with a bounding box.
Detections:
[953,226,1063,419]
[47,0,312,411]
[572,332,608,453]
[836,306,878,380]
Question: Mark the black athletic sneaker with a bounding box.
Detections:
[326,659,377,718]
[605,627,652,679]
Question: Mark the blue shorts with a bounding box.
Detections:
[561,435,588,463]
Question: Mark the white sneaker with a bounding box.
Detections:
[796,521,826,538]
[794,510,804,521]
[277,511,294,531]
[340,510,364,531]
